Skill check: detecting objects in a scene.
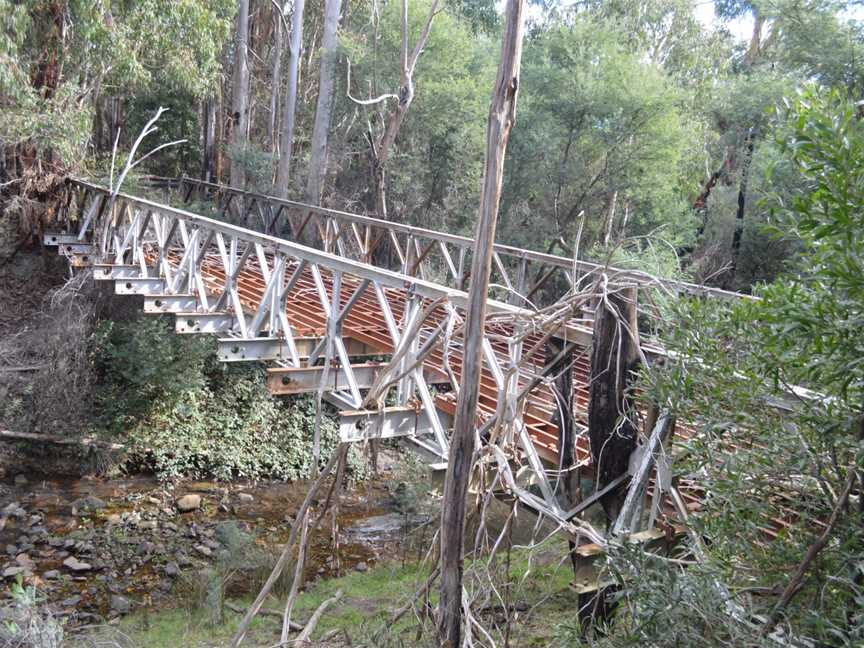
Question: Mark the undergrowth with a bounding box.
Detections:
[90,315,364,482]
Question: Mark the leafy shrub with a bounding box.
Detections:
[91,315,366,482]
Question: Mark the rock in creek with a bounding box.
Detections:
[110,594,131,614]
[62,556,92,572]
[175,494,202,512]
[71,496,106,513]
[3,566,25,578]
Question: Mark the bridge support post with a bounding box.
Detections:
[587,283,640,524]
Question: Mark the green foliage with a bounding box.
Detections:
[91,316,212,428]
[0,0,234,166]
[637,85,864,644]
[90,315,364,482]
[501,16,697,252]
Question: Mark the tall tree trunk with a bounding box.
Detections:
[729,127,756,282]
[437,2,525,645]
[305,0,342,205]
[269,3,286,152]
[602,189,618,247]
[230,0,251,189]
[201,98,217,183]
[587,285,640,524]
[276,0,306,198]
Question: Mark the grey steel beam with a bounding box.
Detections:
[266,362,447,395]
[114,278,166,295]
[143,294,199,314]
[93,264,141,281]
[217,337,291,362]
[43,233,84,246]
[338,406,443,443]
[57,242,94,255]
[175,312,237,334]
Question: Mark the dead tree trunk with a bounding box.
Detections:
[276,0,306,198]
[230,0,251,189]
[587,285,640,524]
[305,0,342,205]
[369,0,439,218]
[437,2,525,646]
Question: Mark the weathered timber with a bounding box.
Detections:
[438,1,526,645]
[588,284,641,523]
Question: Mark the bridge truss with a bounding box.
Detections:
[45,176,757,578]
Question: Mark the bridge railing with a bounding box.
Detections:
[147,176,746,313]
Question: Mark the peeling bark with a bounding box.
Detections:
[437,2,525,645]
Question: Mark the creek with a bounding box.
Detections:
[0,466,431,625]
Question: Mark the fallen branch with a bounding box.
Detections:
[230,447,344,647]
[0,429,124,451]
[295,588,343,645]
[762,464,858,635]
[224,601,302,630]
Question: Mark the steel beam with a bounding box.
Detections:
[217,337,292,362]
[43,233,84,246]
[57,242,94,255]
[266,362,448,395]
[114,278,166,295]
[338,406,444,443]
[175,312,237,334]
[93,264,141,281]
[143,294,200,314]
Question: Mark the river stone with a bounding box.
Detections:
[355,561,369,573]
[164,562,180,577]
[139,520,158,530]
[176,494,201,512]
[3,566,25,578]
[62,556,92,572]
[110,594,131,614]
[43,569,60,580]
[15,553,34,569]
[72,495,106,512]
[237,492,254,503]
[5,544,16,556]
[13,475,28,486]
[61,595,81,607]
[193,544,212,557]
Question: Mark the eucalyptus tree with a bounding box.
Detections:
[229,0,251,189]
[276,0,306,197]
[500,17,695,254]
[306,0,343,204]
[0,0,234,167]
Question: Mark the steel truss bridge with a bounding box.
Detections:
[45,176,788,586]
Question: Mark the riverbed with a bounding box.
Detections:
[0,460,434,625]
